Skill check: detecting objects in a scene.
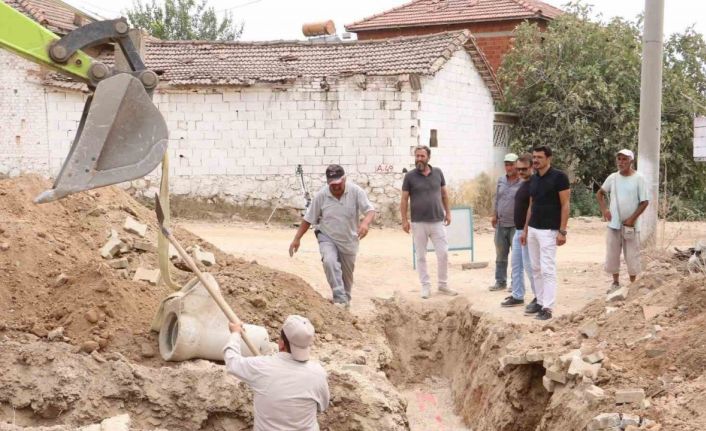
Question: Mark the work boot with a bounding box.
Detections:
[607,282,620,294]
[438,287,458,296]
[524,298,541,315]
[421,286,431,299]
[535,308,553,321]
[488,283,506,292]
[501,296,524,307]
[334,301,349,311]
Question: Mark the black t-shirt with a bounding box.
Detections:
[514,180,531,229]
[528,167,570,230]
[402,166,446,223]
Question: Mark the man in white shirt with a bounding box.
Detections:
[224,315,330,431]
[596,149,649,292]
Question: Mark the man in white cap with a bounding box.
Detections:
[289,164,376,309]
[489,152,522,292]
[224,315,330,431]
[596,149,649,292]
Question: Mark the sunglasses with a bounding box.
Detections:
[517,167,530,172]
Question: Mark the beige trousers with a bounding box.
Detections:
[604,227,641,276]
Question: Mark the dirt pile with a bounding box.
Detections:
[375,253,706,430]
[0,175,406,430]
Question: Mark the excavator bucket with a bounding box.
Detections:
[34,73,168,203]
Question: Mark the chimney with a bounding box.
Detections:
[302,20,336,38]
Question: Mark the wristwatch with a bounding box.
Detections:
[558,229,567,236]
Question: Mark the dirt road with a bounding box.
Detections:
[182,218,704,321]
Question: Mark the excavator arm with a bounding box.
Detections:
[0,1,168,203]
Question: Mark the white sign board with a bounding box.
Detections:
[694,116,706,162]
[413,207,475,267]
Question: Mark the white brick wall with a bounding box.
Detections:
[418,49,496,185]
[1,47,496,219]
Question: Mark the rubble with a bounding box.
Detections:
[606,286,629,302]
[584,351,605,364]
[586,413,621,431]
[123,216,147,237]
[133,267,160,285]
[615,388,645,404]
[192,244,216,267]
[132,239,156,252]
[584,385,605,402]
[47,326,64,341]
[0,242,9,251]
[53,273,70,287]
[580,319,600,338]
[100,236,123,259]
[108,257,129,269]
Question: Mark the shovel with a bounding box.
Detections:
[154,194,261,356]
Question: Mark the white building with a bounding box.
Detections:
[1,0,504,219]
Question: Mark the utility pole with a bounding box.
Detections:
[637,0,664,244]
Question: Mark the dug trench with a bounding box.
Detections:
[1,175,704,430]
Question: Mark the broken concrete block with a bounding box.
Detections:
[500,353,528,367]
[643,305,668,321]
[621,414,641,428]
[54,273,70,287]
[579,319,599,338]
[559,349,582,366]
[461,261,488,270]
[542,375,555,392]
[132,239,156,253]
[47,326,64,341]
[133,267,160,285]
[545,365,567,384]
[100,414,131,431]
[568,356,601,379]
[605,306,618,315]
[606,286,629,302]
[584,351,605,364]
[100,236,123,259]
[526,349,545,362]
[584,385,605,402]
[615,388,645,404]
[587,413,621,431]
[108,257,129,269]
[192,245,216,267]
[123,216,147,237]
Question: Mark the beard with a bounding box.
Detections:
[415,161,426,172]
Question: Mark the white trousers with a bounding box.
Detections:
[527,227,558,310]
[412,222,448,292]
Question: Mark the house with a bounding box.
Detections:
[2,0,502,219]
[346,0,562,72]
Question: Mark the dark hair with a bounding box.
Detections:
[532,145,552,157]
[280,329,291,353]
[414,145,431,157]
[517,153,532,164]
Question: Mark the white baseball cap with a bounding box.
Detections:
[617,149,634,159]
[282,315,315,361]
[503,153,519,163]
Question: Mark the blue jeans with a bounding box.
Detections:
[511,229,536,300]
[494,226,515,285]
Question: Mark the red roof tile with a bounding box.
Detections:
[346,0,562,32]
[7,0,96,34]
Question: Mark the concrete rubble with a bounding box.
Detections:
[123,216,147,237]
[615,388,645,404]
[580,319,600,338]
[192,244,216,266]
[100,235,123,259]
[132,238,156,252]
[108,257,129,269]
[606,286,629,302]
[133,267,160,285]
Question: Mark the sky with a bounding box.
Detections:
[62,0,706,41]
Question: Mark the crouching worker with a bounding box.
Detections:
[224,315,330,430]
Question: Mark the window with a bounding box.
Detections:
[429,129,438,147]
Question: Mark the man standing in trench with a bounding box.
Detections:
[289,164,376,309]
[521,145,570,321]
[400,145,457,299]
[596,149,649,292]
[489,153,522,292]
[224,314,330,430]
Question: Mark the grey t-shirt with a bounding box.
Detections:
[494,175,522,228]
[402,166,447,223]
[303,182,375,255]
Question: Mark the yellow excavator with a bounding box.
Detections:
[0,1,168,203]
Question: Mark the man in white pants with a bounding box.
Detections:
[521,145,570,321]
[400,145,458,299]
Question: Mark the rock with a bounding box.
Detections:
[461,261,488,270]
[643,305,668,321]
[568,356,601,379]
[584,385,605,402]
[108,257,129,269]
[0,242,9,251]
[100,414,131,431]
[526,349,545,362]
[584,351,605,364]
[605,306,619,315]
[91,351,107,363]
[587,413,621,431]
[606,286,629,302]
[47,327,64,341]
[646,347,666,358]
[123,216,147,237]
[579,320,599,338]
[140,342,155,358]
[249,296,267,308]
[542,375,555,392]
[621,414,641,428]
[100,236,123,259]
[559,349,582,366]
[80,340,100,353]
[132,239,156,253]
[85,309,99,324]
[500,353,528,367]
[192,245,216,267]
[31,323,48,338]
[133,267,160,285]
[615,388,645,404]
[54,273,70,287]
[324,334,333,342]
[545,365,567,384]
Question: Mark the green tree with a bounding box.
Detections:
[125,0,243,41]
[498,2,706,218]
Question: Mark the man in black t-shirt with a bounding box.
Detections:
[520,146,570,321]
[401,145,458,299]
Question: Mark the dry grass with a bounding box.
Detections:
[449,173,496,217]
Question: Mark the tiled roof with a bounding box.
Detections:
[7,0,96,34]
[346,0,562,32]
[45,31,501,102]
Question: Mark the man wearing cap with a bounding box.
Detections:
[400,145,457,298]
[489,153,522,292]
[596,149,649,292]
[224,315,330,431]
[289,165,376,308]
